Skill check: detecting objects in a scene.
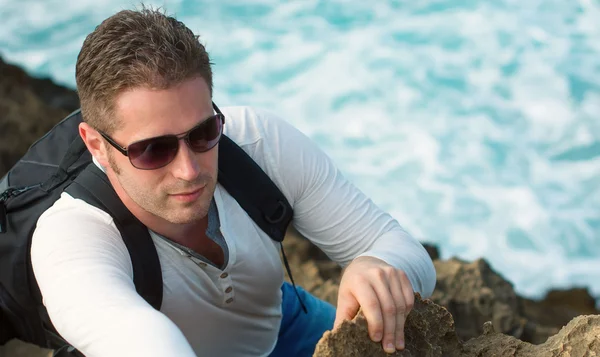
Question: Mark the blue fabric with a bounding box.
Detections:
[269,282,336,357]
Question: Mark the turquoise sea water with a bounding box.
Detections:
[1,0,599,302]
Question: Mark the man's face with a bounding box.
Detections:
[105,77,218,225]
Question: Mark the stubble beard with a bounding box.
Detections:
[107,152,216,224]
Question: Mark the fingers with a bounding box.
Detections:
[333,287,360,329]
[389,270,414,350]
[337,279,384,341]
[371,269,402,354]
[335,258,415,354]
[370,268,414,353]
[355,283,384,342]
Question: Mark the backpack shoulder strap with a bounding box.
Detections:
[217,135,306,312]
[217,135,293,242]
[64,164,163,310]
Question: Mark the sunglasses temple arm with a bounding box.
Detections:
[101,132,129,156]
[212,102,222,115]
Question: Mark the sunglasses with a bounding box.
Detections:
[99,103,225,170]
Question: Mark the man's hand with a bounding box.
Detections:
[333,256,414,354]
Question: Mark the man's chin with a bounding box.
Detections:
[162,212,206,225]
[162,203,209,224]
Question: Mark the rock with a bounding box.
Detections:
[462,314,600,356]
[314,294,600,357]
[430,258,525,341]
[0,57,79,112]
[422,243,440,261]
[0,56,79,177]
[429,258,600,345]
[518,287,599,343]
[282,229,342,306]
[0,338,53,357]
[314,293,461,357]
[285,231,600,355]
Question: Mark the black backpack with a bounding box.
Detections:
[0,106,305,355]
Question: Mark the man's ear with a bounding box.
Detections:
[79,122,110,168]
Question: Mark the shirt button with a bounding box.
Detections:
[225,297,234,304]
[225,286,233,293]
[220,272,229,279]
[198,262,207,267]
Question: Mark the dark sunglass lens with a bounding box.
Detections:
[128,136,179,169]
[188,115,222,152]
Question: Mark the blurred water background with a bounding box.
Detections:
[0,0,599,301]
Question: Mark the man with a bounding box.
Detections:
[30,7,436,357]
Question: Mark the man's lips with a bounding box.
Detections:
[171,188,202,196]
[169,185,206,201]
[169,184,207,196]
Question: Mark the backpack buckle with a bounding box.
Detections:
[265,200,287,224]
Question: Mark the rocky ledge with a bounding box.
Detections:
[282,232,600,356]
[1,56,598,356]
[0,56,79,176]
[314,294,600,356]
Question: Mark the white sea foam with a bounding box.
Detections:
[0,0,599,302]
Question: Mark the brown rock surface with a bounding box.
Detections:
[0,338,53,357]
[282,229,342,306]
[314,293,600,357]
[519,287,600,335]
[0,56,79,177]
[430,258,526,341]
[430,257,600,345]
[462,315,600,356]
[314,294,461,357]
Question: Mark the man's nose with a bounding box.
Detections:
[170,140,201,181]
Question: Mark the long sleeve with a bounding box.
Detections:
[31,194,197,357]
[255,109,436,297]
